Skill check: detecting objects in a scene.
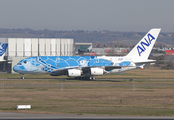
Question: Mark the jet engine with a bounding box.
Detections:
[90,68,104,76]
[67,69,82,77]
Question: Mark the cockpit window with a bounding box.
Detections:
[17,63,22,65]
[23,61,28,64]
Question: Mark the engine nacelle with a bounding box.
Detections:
[67,69,82,77]
[90,68,104,76]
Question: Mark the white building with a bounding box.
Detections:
[0,38,74,73]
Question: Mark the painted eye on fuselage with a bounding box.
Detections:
[23,61,28,64]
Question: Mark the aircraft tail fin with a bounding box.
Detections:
[0,43,8,61]
[126,28,161,60]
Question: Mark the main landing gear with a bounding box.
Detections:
[75,76,96,80]
[21,74,25,79]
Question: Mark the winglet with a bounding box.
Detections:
[126,28,161,60]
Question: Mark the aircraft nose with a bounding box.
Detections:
[13,65,19,72]
[13,65,26,72]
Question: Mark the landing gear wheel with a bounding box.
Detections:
[21,74,25,79]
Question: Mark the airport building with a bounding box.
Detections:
[0,38,74,73]
[75,43,92,55]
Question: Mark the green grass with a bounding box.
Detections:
[0,79,174,116]
[0,67,174,116]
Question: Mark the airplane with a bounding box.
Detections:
[13,28,161,79]
[0,42,8,62]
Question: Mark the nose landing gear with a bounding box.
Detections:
[21,74,25,79]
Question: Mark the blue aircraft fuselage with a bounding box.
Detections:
[13,56,115,74]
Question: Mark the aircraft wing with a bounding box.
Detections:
[51,59,157,74]
[51,67,72,76]
[81,66,122,73]
[51,66,122,76]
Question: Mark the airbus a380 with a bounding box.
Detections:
[13,28,161,79]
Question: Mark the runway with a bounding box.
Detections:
[3,83,174,87]
[1,78,174,87]
[0,112,174,120]
[1,78,174,81]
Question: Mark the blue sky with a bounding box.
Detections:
[0,0,173,32]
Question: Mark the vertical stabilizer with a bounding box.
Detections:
[0,43,8,61]
[126,28,161,60]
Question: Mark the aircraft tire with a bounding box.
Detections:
[21,74,25,79]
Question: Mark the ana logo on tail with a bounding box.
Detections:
[137,33,155,56]
[0,43,8,56]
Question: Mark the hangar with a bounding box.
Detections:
[75,43,92,55]
[0,38,74,73]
